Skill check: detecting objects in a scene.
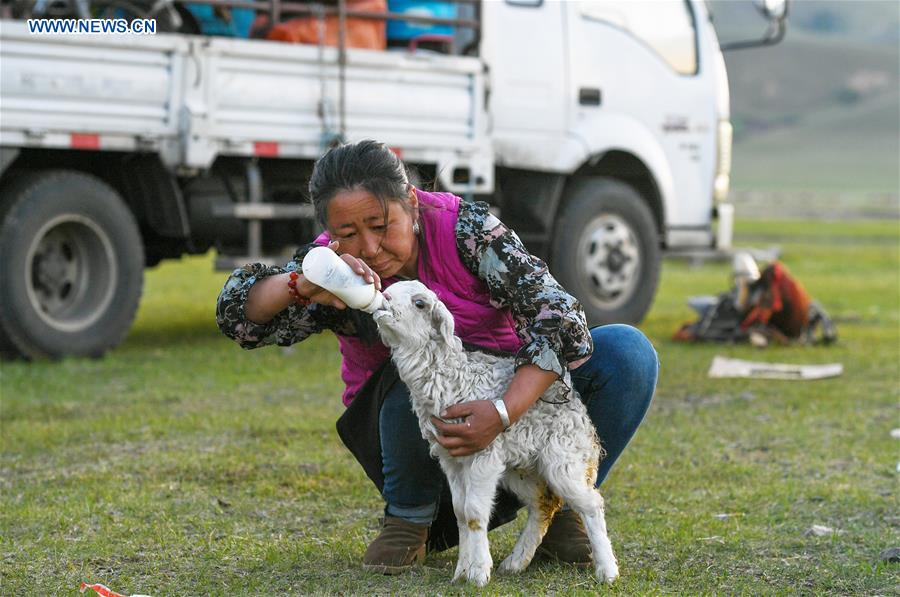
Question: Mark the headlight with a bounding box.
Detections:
[714,120,732,202]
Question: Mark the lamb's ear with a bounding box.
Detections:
[431,301,457,346]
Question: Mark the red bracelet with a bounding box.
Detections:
[287,271,311,305]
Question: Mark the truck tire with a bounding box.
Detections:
[551,177,660,325]
[0,188,24,359]
[0,170,145,359]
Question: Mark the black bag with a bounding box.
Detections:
[674,292,749,343]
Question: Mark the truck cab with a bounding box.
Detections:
[481,0,733,323]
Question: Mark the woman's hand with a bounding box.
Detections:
[429,366,560,457]
[430,400,505,457]
[329,240,382,291]
[297,279,348,309]
[296,240,382,309]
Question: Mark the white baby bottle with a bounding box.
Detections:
[301,246,385,313]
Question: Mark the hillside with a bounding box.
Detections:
[710,1,899,199]
[724,33,898,138]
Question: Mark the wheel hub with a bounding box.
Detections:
[605,246,627,272]
[33,231,78,298]
[579,214,641,309]
[25,215,117,333]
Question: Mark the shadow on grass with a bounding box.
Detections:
[0,324,225,362]
[122,321,226,351]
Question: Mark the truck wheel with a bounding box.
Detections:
[0,171,144,359]
[0,190,24,359]
[551,177,660,325]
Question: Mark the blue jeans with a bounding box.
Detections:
[379,324,659,524]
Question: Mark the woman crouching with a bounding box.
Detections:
[216,139,659,573]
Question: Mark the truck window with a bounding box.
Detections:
[578,0,698,75]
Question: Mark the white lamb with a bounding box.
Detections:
[372,280,619,586]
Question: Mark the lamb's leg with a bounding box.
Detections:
[498,473,561,574]
[456,456,505,587]
[443,462,472,584]
[545,464,619,583]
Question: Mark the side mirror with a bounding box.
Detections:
[720,0,790,52]
[754,0,788,21]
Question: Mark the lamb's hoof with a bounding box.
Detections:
[498,554,529,574]
[466,565,491,587]
[451,565,465,584]
[596,563,619,584]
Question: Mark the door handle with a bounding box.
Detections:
[579,88,602,106]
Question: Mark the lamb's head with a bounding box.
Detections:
[372,281,461,352]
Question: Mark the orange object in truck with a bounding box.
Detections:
[266,0,386,50]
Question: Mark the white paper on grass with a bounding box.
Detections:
[708,356,843,380]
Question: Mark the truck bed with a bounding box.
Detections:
[0,20,490,190]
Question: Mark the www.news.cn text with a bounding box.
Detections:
[27,18,157,35]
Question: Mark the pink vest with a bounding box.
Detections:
[315,189,523,405]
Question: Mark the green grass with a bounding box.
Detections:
[731,87,900,195]
[2,218,899,594]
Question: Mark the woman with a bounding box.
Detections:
[217,140,659,574]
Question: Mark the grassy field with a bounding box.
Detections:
[2,218,898,595]
[730,86,900,197]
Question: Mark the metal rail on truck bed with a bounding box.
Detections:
[1,2,491,268]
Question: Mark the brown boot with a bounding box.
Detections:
[535,509,593,567]
[362,516,429,575]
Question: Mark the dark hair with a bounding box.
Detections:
[308,139,413,229]
[308,140,416,346]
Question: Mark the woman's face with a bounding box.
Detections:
[326,187,419,279]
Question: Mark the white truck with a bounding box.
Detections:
[0,0,788,359]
